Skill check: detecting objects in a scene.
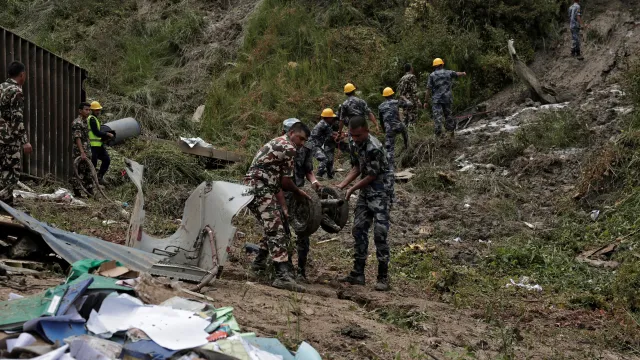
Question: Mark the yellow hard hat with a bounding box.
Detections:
[321,108,337,118]
[433,58,445,67]
[382,87,394,97]
[90,101,103,110]
[344,83,356,94]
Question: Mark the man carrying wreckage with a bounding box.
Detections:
[337,116,392,292]
[281,118,321,283]
[244,121,312,292]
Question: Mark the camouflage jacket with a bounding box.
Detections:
[244,135,296,194]
[427,68,459,104]
[340,96,372,126]
[309,119,334,149]
[397,73,419,103]
[0,78,27,146]
[293,142,314,188]
[379,99,412,133]
[348,134,390,195]
[71,116,91,158]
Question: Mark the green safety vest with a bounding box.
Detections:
[87,115,102,147]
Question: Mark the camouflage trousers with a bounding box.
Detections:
[314,146,334,178]
[283,191,310,265]
[432,103,455,136]
[245,181,290,263]
[402,106,418,127]
[70,158,94,194]
[352,192,390,266]
[384,123,408,171]
[0,145,21,203]
[571,28,581,55]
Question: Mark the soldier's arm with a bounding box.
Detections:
[275,190,288,218]
[10,91,28,146]
[75,138,87,159]
[368,112,379,131]
[455,71,467,77]
[337,167,361,191]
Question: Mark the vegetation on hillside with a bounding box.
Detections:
[203,0,568,151]
[0,0,212,138]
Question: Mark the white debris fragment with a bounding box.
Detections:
[590,210,600,221]
[506,277,542,292]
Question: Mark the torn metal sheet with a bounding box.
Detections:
[125,159,253,281]
[0,202,166,275]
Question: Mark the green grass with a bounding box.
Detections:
[202,0,567,155]
[490,110,593,166]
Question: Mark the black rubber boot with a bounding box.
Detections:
[374,262,391,291]
[296,253,308,283]
[251,248,269,272]
[339,260,366,285]
[272,262,306,292]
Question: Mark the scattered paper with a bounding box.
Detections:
[506,277,542,292]
[590,210,600,221]
[8,293,24,301]
[160,297,207,312]
[7,333,36,352]
[87,293,210,351]
[180,137,213,149]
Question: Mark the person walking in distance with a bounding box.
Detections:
[569,0,586,60]
[0,61,32,206]
[378,87,411,205]
[70,102,94,198]
[311,108,339,179]
[396,63,420,127]
[424,58,467,138]
[87,101,113,185]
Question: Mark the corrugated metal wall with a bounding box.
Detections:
[0,27,87,180]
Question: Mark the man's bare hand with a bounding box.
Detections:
[282,207,289,219]
[298,189,312,200]
[312,181,321,191]
[345,188,353,200]
[23,143,32,155]
[81,152,87,161]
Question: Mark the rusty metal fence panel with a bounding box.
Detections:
[0,27,87,180]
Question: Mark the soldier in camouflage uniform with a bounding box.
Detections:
[425,58,467,137]
[337,83,380,139]
[70,102,94,197]
[244,121,311,292]
[0,62,32,206]
[311,108,339,179]
[378,87,412,205]
[337,116,391,291]
[396,63,420,127]
[281,118,321,282]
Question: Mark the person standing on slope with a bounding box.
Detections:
[424,58,467,138]
[244,121,311,292]
[569,0,586,60]
[337,116,392,292]
[396,63,420,127]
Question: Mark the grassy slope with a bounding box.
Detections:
[202,0,566,153]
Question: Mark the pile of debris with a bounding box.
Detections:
[0,259,320,360]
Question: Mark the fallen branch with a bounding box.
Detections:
[316,238,338,245]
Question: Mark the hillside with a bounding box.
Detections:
[1,0,640,358]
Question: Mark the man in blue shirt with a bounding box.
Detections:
[569,0,586,60]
